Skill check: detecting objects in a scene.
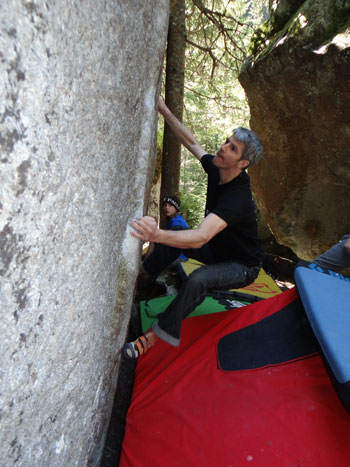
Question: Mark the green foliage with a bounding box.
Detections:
[179,189,206,228]
[157,127,164,151]
[159,1,268,219]
[176,0,268,219]
[183,0,269,139]
[248,20,272,56]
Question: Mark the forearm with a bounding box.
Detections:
[130,213,226,249]
[161,107,197,148]
[152,227,208,249]
[158,98,205,159]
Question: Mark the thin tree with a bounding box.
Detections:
[160,0,186,227]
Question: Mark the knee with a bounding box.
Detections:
[187,267,209,290]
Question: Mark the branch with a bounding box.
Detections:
[184,84,243,111]
[186,37,218,76]
[191,0,245,27]
[186,36,243,73]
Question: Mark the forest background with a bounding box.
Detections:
[156,0,269,228]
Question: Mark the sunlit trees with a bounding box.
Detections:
[159,0,268,227]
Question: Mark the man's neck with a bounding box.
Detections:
[219,167,243,185]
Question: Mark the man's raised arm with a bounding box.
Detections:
[158,97,207,161]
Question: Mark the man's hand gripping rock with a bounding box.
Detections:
[130,216,159,243]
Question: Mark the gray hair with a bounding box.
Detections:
[233,127,263,167]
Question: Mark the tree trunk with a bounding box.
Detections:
[160,0,186,227]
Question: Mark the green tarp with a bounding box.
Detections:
[140,294,249,333]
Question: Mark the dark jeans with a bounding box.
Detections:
[143,243,260,346]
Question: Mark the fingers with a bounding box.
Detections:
[129,216,157,242]
[130,217,155,231]
[130,230,144,240]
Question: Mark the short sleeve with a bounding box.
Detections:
[200,154,215,175]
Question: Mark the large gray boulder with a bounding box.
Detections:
[0,1,169,465]
[239,0,350,260]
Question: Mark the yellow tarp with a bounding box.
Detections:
[179,258,282,299]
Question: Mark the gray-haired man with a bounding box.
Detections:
[122,97,264,359]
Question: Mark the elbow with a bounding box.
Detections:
[185,136,200,152]
[193,231,210,249]
[196,238,207,249]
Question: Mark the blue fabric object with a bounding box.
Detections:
[166,214,189,261]
[166,214,188,230]
[295,265,350,384]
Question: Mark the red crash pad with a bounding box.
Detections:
[120,287,350,467]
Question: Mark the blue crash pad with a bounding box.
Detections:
[295,265,350,384]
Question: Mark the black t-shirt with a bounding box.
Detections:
[201,154,264,267]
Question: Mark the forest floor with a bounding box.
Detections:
[100,252,298,466]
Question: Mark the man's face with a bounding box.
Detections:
[213,135,247,170]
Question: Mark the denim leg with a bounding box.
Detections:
[152,261,260,346]
[142,242,216,277]
[314,235,350,272]
[142,244,182,276]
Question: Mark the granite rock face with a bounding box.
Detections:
[0,1,168,466]
[239,0,350,259]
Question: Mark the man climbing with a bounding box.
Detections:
[122,97,264,359]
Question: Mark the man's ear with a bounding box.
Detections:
[238,159,249,170]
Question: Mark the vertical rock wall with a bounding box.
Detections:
[0,1,169,465]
